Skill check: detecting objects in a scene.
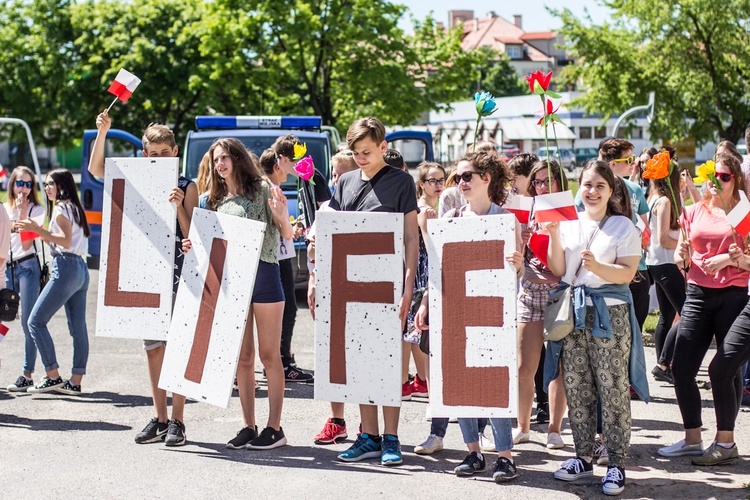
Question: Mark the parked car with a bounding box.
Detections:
[500,144,520,160]
[536,147,577,172]
[574,147,599,165]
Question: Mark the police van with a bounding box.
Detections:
[80,115,433,283]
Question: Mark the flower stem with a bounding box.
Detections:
[666,178,687,242]
[551,122,564,190]
[541,95,551,185]
[472,116,481,153]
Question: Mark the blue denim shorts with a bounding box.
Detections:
[252,261,285,304]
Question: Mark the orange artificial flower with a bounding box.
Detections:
[642,150,671,180]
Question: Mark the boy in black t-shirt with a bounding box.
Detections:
[328,117,419,466]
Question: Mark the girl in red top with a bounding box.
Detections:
[659,152,750,464]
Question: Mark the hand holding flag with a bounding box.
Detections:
[106,69,141,112]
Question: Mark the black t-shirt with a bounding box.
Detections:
[312,169,331,204]
[330,165,418,214]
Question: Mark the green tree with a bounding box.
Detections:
[249,1,478,131]
[554,0,750,145]
[466,47,527,97]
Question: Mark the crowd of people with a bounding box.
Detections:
[3,111,750,497]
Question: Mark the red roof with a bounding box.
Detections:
[520,31,557,41]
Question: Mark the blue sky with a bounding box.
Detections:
[396,0,612,32]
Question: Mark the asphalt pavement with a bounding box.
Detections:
[1,269,749,499]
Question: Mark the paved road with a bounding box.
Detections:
[1,269,749,499]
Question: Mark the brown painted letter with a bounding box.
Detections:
[184,238,228,383]
[329,233,395,384]
[441,240,509,407]
[104,178,161,308]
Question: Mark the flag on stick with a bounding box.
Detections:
[533,191,579,224]
[506,194,533,224]
[106,69,141,111]
[727,190,750,237]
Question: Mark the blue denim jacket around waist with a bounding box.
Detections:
[543,283,650,403]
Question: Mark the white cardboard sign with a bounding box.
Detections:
[427,214,518,418]
[159,208,265,408]
[95,157,178,340]
[314,211,404,406]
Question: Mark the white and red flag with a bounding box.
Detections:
[533,191,579,224]
[726,190,750,237]
[0,323,8,342]
[506,194,533,224]
[107,69,141,104]
[19,213,46,243]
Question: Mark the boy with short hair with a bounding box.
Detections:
[383,148,406,171]
[89,109,198,446]
[325,117,419,466]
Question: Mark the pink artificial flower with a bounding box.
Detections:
[295,155,315,181]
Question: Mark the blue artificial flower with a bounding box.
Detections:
[474,91,498,117]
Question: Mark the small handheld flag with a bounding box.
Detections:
[533,191,579,224]
[726,190,750,237]
[106,69,141,111]
[506,194,533,224]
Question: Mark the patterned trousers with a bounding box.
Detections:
[561,303,632,467]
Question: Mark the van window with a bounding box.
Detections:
[388,139,427,169]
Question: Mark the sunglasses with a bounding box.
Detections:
[456,171,481,183]
[14,180,33,189]
[424,178,446,186]
[531,178,556,188]
[716,173,735,183]
[612,155,636,165]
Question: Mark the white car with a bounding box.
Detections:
[535,147,577,172]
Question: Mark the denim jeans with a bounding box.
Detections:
[458,417,513,452]
[29,253,90,375]
[6,259,41,373]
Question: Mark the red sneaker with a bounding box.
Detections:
[313,418,348,444]
[402,380,414,401]
[411,374,429,397]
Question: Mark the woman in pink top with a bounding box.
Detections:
[658,152,750,463]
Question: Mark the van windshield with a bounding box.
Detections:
[185,136,330,191]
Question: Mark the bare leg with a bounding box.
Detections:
[254,301,285,430]
[146,345,168,422]
[383,406,400,436]
[411,343,428,381]
[548,375,567,435]
[330,402,345,419]
[401,341,410,384]
[360,404,379,435]
[237,310,257,429]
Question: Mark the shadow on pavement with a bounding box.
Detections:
[0,413,131,432]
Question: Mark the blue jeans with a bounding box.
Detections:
[6,259,41,374]
[29,253,90,375]
[458,417,513,452]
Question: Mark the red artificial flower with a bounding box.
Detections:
[526,70,552,94]
[537,98,561,125]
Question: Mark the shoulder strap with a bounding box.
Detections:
[571,215,609,284]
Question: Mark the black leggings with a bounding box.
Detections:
[709,299,750,431]
[672,284,748,430]
[647,264,686,366]
[629,270,651,330]
[279,258,298,367]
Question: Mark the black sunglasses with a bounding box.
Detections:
[15,180,32,189]
[456,171,481,183]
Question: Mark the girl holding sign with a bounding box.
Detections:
[191,138,293,451]
[4,167,45,392]
[18,169,90,396]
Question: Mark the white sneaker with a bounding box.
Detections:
[546,432,565,449]
[480,429,497,452]
[658,439,704,457]
[414,434,444,455]
[512,428,530,444]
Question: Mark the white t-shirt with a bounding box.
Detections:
[5,202,45,260]
[560,215,641,288]
[50,202,88,257]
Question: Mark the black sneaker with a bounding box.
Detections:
[454,451,486,476]
[7,375,33,392]
[535,402,550,424]
[54,380,82,396]
[554,457,594,481]
[135,418,169,444]
[165,419,186,447]
[227,426,258,449]
[492,457,518,483]
[246,426,287,450]
[284,365,314,383]
[602,465,626,495]
[27,376,64,394]
[651,365,673,384]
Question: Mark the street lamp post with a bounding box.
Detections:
[612,91,655,138]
